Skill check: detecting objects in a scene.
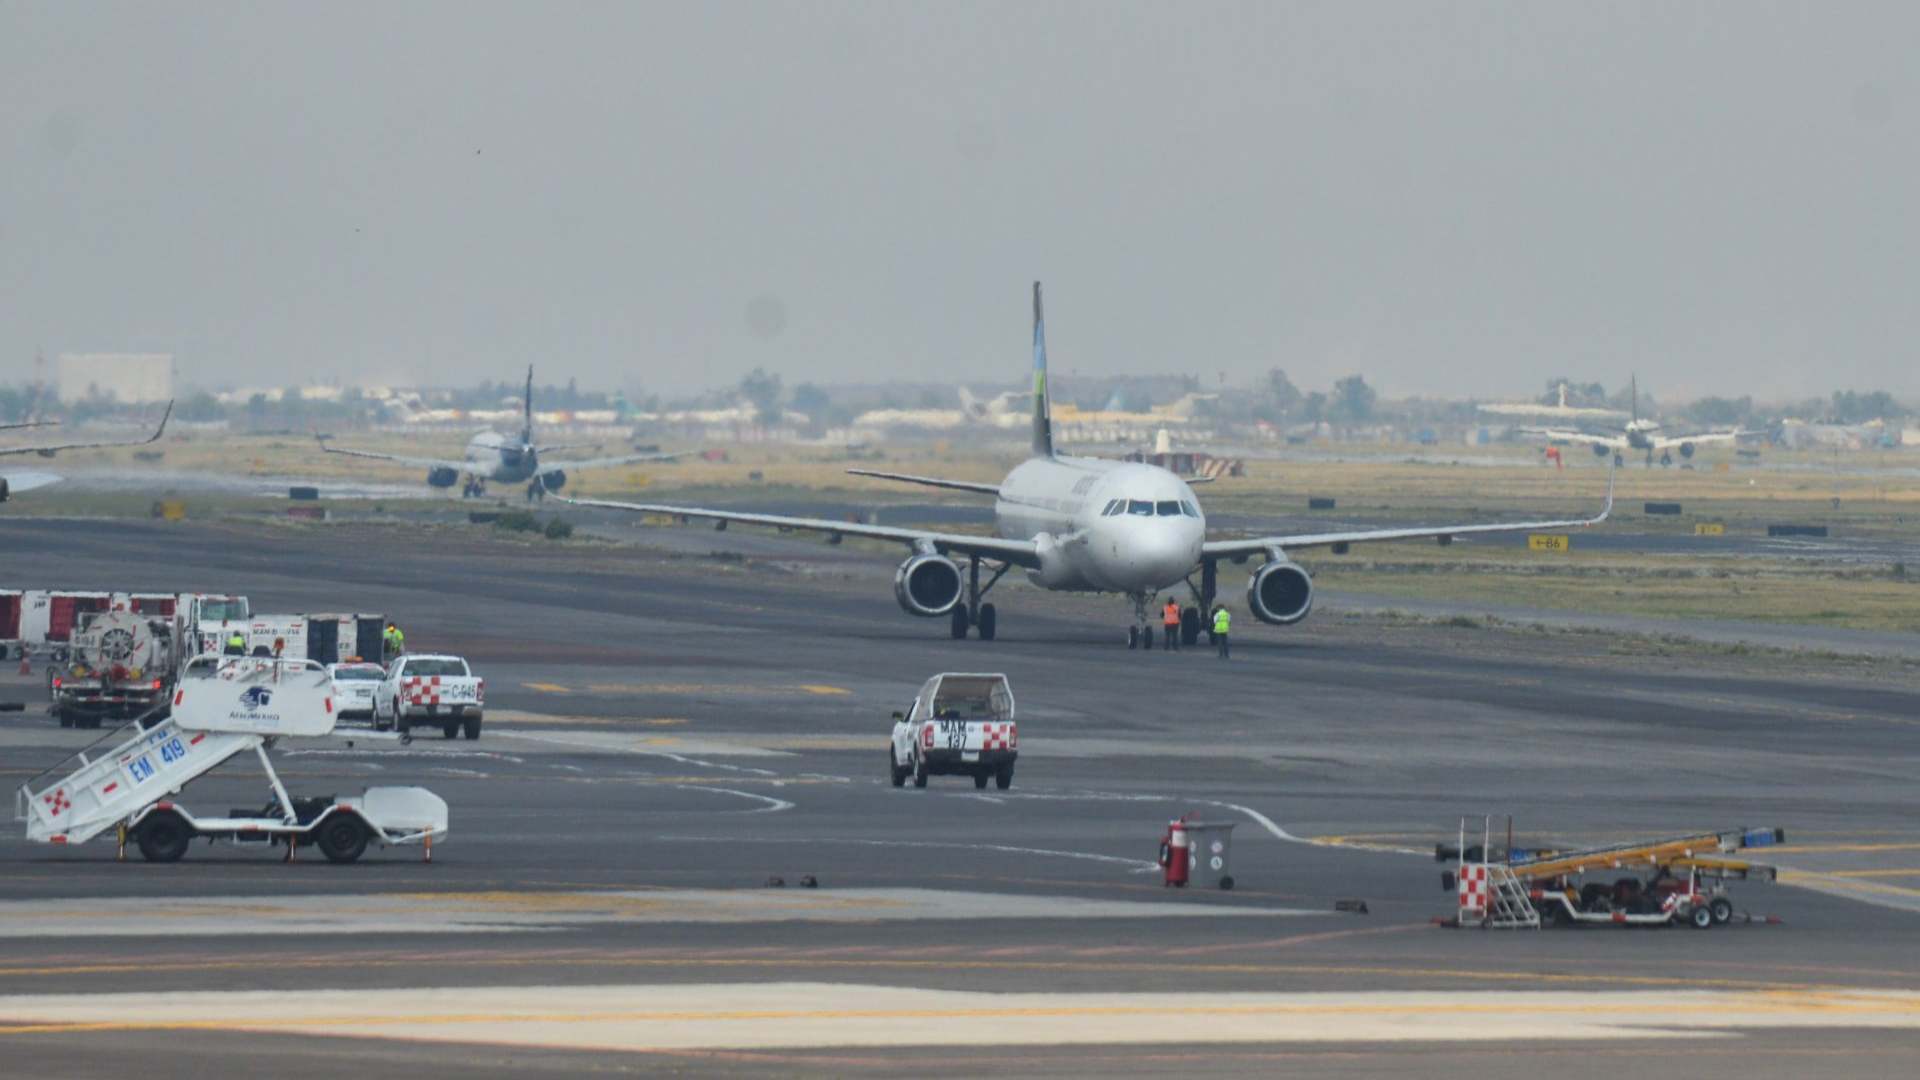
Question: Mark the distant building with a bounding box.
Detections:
[56,353,174,404]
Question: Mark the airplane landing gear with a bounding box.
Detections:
[1127,592,1155,650]
[952,555,1007,641]
[1183,559,1218,646]
[461,478,487,498]
[526,480,547,502]
[1658,451,1674,467]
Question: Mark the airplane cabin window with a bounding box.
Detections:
[1127,500,1153,516]
[1155,500,1180,516]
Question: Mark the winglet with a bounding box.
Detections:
[147,399,174,444]
[1031,281,1054,458]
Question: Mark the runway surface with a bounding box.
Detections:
[2,517,1918,1076]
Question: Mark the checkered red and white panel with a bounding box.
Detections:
[979,722,1017,750]
[402,675,443,706]
[1457,864,1489,915]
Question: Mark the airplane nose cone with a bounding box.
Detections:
[1130,522,1201,585]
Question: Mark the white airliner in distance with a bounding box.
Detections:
[1521,377,1757,467]
[319,368,676,499]
[558,284,1612,646]
[1,402,173,504]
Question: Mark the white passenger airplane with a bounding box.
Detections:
[319,368,675,499]
[1521,377,1754,467]
[1,402,173,504]
[558,285,1612,645]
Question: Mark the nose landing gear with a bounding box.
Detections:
[1126,593,1155,650]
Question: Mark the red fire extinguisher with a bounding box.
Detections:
[1159,816,1190,887]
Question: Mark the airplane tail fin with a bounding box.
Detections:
[1630,374,1638,424]
[1031,281,1054,458]
[522,365,535,444]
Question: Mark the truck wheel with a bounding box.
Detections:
[995,764,1014,790]
[949,607,969,640]
[442,722,458,739]
[973,771,988,789]
[463,715,482,740]
[1709,897,1734,924]
[977,604,997,641]
[316,815,368,864]
[889,748,907,787]
[136,812,192,863]
[56,708,72,729]
[912,751,928,788]
[1689,904,1713,929]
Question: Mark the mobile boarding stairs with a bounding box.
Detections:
[14,657,448,864]
[1444,816,1780,930]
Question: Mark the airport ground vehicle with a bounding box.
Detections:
[14,657,448,864]
[1444,819,1781,929]
[889,672,1017,790]
[327,661,385,721]
[50,610,176,729]
[375,653,484,739]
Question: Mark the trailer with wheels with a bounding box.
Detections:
[1442,818,1780,930]
[14,657,447,864]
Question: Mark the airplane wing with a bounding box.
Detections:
[314,436,470,473]
[0,401,171,458]
[0,420,57,433]
[540,450,682,470]
[1201,467,1613,559]
[1649,430,1754,450]
[846,469,1003,496]
[554,492,1042,567]
[1517,426,1627,450]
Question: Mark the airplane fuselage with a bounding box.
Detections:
[994,456,1204,594]
[465,430,538,483]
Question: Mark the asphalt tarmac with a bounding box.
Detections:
[2,516,1918,1076]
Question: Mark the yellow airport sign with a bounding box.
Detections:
[1695,522,1726,536]
[1528,534,1571,553]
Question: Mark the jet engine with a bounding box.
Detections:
[1678,442,1696,459]
[426,466,459,488]
[1592,444,1611,458]
[893,554,964,617]
[540,469,568,492]
[1246,560,1314,625]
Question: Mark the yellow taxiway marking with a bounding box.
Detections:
[1773,843,1920,854]
[796,684,851,696]
[1812,868,1920,879]
[521,683,571,694]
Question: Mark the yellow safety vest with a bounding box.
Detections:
[1212,609,1231,634]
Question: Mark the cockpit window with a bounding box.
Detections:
[1155,500,1181,516]
[1181,501,1200,517]
[1102,499,1122,516]
[1127,500,1153,516]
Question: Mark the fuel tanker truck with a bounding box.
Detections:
[50,609,177,730]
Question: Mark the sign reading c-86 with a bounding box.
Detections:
[1527,534,1571,553]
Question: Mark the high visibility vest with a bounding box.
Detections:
[226,634,246,650]
[1212,609,1231,634]
[1163,605,1181,626]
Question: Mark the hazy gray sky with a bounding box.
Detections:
[3,2,1915,401]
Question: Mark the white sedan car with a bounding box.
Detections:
[326,661,386,722]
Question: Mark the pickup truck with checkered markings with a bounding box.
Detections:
[889,672,1017,790]
[374,654,484,739]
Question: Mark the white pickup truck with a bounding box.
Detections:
[375,654,484,739]
[889,672,1018,790]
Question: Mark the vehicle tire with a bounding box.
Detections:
[56,708,72,729]
[81,714,101,730]
[995,764,1014,790]
[889,748,907,788]
[136,812,192,863]
[1141,624,1154,650]
[1709,897,1734,925]
[1689,904,1713,929]
[463,715,481,740]
[950,607,969,640]
[977,604,997,641]
[973,771,989,789]
[1181,607,1201,646]
[442,722,458,739]
[1127,626,1139,649]
[316,815,368,864]
[912,751,928,788]
[1219,875,1234,891]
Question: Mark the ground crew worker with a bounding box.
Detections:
[382,622,405,662]
[223,628,246,656]
[1212,604,1231,660]
[1162,598,1182,651]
